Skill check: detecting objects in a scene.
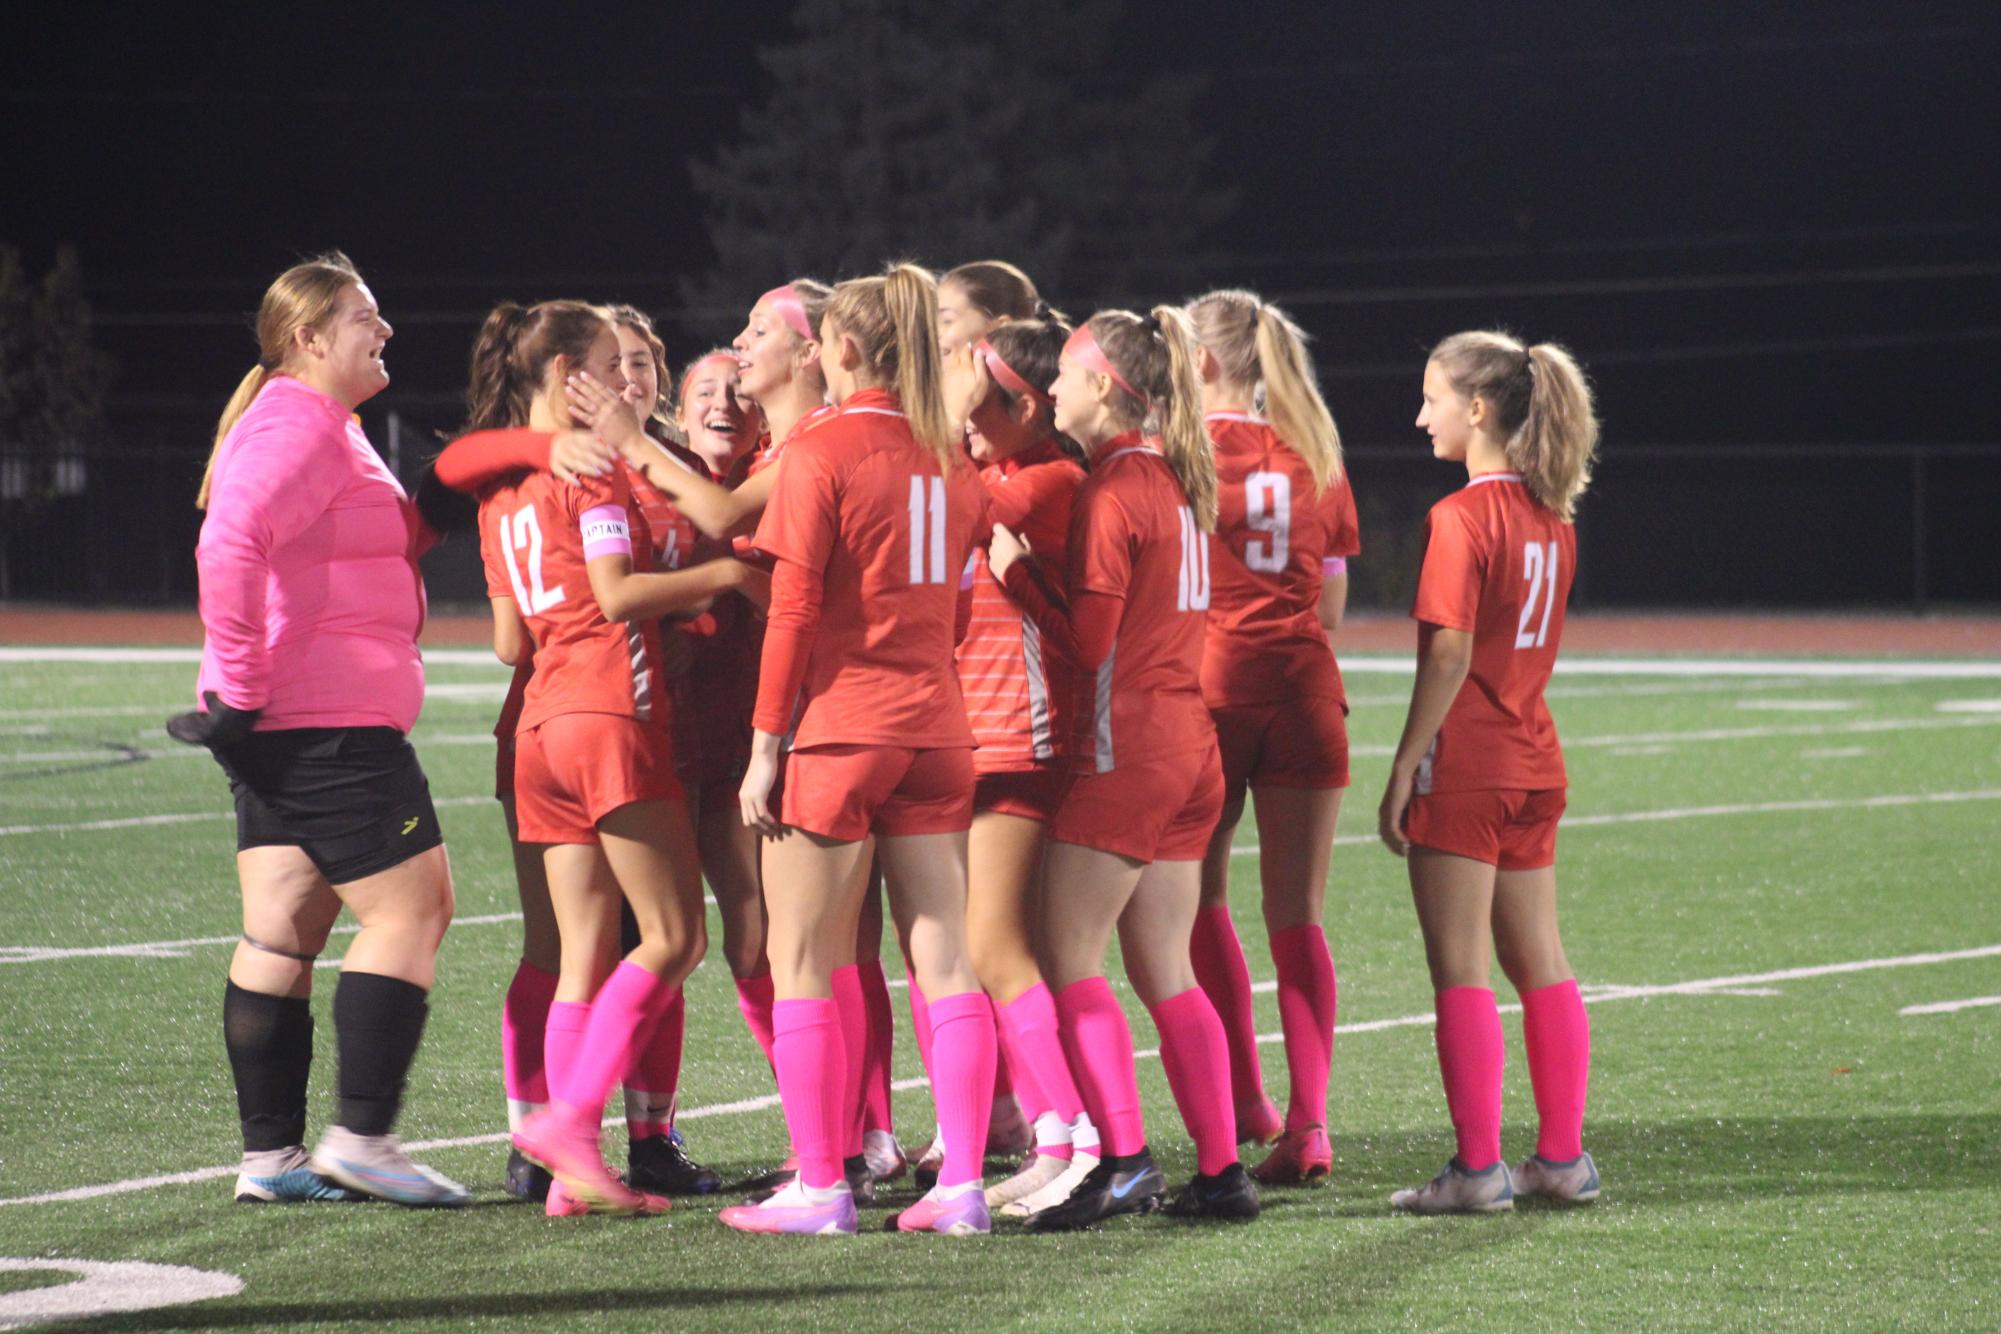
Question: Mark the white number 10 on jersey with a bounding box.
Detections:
[1178,506,1211,612]
[1516,540,1559,649]
[908,476,948,585]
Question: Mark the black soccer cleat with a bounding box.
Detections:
[844,1153,878,1206]
[504,1147,552,1204]
[1163,1161,1262,1222]
[1024,1147,1167,1232]
[627,1134,722,1196]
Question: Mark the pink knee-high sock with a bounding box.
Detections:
[1270,924,1337,1133]
[554,961,674,1127]
[1147,987,1239,1176]
[996,1011,1049,1122]
[1434,986,1504,1171]
[906,966,936,1079]
[927,991,997,1187]
[771,997,845,1189]
[1520,978,1590,1161]
[735,974,776,1071]
[1190,904,1267,1119]
[623,985,684,1140]
[543,999,590,1119]
[502,960,559,1128]
[830,965,868,1158]
[999,983,1083,1126]
[1055,977,1145,1158]
[857,960,896,1135]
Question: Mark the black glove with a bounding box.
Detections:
[166,691,261,750]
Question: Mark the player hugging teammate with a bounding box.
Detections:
[183,250,1601,1227]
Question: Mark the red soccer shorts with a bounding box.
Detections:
[1050,743,1225,864]
[1405,787,1566,871]
[972,766,1069,824]
[781,744,975,842]
[513,713,683,845]
[1212,694,1350,792]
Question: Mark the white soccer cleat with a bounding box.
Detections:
[984,1152,1072,1210]
[1513,1151,1600,1204]
[863,1129,908,1182]
[1001,1149,1101,1217]
[234,1145,359,1204]
[310,1126,471,1208]
[1390,1158,1514,1215]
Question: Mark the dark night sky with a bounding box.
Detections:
[4,1,1998,604]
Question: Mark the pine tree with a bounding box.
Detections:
[680,0,1233,336]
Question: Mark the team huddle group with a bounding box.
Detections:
[179,248,1603,1237]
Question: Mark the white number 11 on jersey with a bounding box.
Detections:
[1516,540,1559,649]
[908,476,948,585]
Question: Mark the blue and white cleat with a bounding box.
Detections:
[1390,1158,1515,1214]
[1513,1151,1600,1204]
[310,1126,471,1208]
[234,1145,360,1204]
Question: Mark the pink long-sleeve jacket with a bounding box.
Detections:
[194,375,429,733]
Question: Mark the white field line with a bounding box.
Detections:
[2,940,1994,1210]
[0,793,495,840]
[1899,995,2001,1016]
[8,647,2001,677]
[1234,785,2001,857]
[1340,712,2001,761]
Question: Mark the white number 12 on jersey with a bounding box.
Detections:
[1515,540,1559,649]
[499,505,566,614]
[908,476,948,585]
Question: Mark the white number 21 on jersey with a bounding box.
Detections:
[1515,540,1559,649]
[1243,470,1291,573]
[907,476,948,585]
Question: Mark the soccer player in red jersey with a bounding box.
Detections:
[1378,331,1602,1213]
[947,319,1107,1216]
[989,308,1260,1229]
[719,264,994,1237]
[937,259,1054,356]
[1185,290,1357,1184]
[465,301,754,1215]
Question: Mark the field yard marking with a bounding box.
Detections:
[1340,712,2001,760]
[0,1258,243,1328]
[1802,746,1870,759]
[0,792,496,840]
[0,911,526,966]
[1899,995,2001,1016]
[1937,699,2001,713]
[3,940,1995,1211]
[1733,699,1858,711]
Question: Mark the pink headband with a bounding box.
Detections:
[1064,324,1147,409]
[679,351,738,401]
[758,285,815,342]
[976,338,1051,408]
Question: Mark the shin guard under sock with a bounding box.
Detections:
[1521,978,1591,1161]
[223,981,314,1152]
[1434,986,1504,1171]
[1147,986,1239,1176]
[331,971,429,1137]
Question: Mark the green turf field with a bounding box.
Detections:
[2,649,1997,1330]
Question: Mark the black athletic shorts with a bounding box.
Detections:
[214,726,443,884]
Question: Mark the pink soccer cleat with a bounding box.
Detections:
[1237,1094,1284,1148]
[513,1108,647,1216]
[895,1184,992,1236]
[1251,1125,1333,1185]
[719,1178,858,1236]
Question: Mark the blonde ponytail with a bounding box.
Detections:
[197,251,363,509]
[1188,288,1341,492]
[1430,330,1599,521]
[1151,305,1218,531]
[825,262,957,471]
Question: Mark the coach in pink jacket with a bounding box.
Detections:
[172,251,467,1208]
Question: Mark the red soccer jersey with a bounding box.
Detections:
[957,440,1087,772]
[1409,471,1575,794]
[1201,413,1360,708]
[1066,435,1217,773]
[479,462,666,735]
[750,388,986,750]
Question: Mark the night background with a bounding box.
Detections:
[3,0,1996,609]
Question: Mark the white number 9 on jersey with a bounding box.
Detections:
[1244,471,1291,573]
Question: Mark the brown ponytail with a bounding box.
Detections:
[943,259,1067,325]
[1431,330,1599,520]
[824,262,956,470]
[1084,307,1219,530]
[462,299,609,435]
[1187,288,1342,491]
[198,250,361,508]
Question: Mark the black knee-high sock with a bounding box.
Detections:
[223,981,314,1153]
[332,972,429,1137]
